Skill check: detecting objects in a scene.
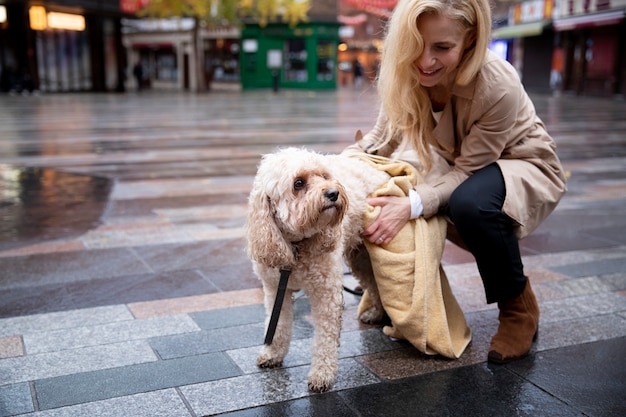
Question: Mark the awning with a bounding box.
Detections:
[553,10,625,31]
[492,19,551,39]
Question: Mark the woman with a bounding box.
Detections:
[352,0,567,363]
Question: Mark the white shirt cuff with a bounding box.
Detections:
[409,189,423,219]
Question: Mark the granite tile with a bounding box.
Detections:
[34,352,240,410]
[542,275,615,298]
[191,304,265,330]
[0,305,133,337]
[0,382,34,417]
[214,393,359,417]
[150,322,266,360]
[0,341,157,385]
[198,262,261,292]
[602,272,626,291]
[0,284,74,318]
[356,309,496,380]
[128,288,264,319]
[0,335,24,359]
[227,328,402,375]
[27,389,191,417]
[508,337,626,417]
[106,193,249,218]
[0,240,84,258]
[67,270,219,308]
[338,362,581,417]
[536,314,626,351]
[549,257,626,278]
[132,239,249,273]
[23,314,200,354]
[180,358,380,416]
[0,249,151,290]
[539,292,625,324]
[110,176,251,200]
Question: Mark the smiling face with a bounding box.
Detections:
[414,13,468,89]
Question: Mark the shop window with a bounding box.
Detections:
[316,40,334,82]
[284,38,307,82]
[156,53,176,81]
[204,39,240,82]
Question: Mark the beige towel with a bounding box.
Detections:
[354,154,471,359]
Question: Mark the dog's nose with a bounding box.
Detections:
[325,188,339,202]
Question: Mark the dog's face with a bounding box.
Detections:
[257,148,348,239]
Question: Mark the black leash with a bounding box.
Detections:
[264,268,292,345]
[263,268,363,345]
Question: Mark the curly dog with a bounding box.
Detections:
[245,146,389,392]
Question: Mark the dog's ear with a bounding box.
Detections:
[354,130,363,142]
[245,185,295,269]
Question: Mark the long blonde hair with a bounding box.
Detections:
[376,0,491,170]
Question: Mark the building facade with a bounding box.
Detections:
[492,0,626,97]
[0,0,128,93]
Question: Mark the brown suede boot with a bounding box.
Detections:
[488,280,539,364]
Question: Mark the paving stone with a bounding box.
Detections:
[536,314,626,351]
[150,322,266,360]
[228,329,404,375]
[23,314,200,354]
[337,362,582,417]
[0,341,156,385]
[214,393,360,417]
[0,383,33,417]
[26,389,191,417]
[190,304,266,330]
[0,249,151,290]
[128,288,264,319]
[549,257,626,278]
[180,358,380,416]
[509,337,626,417]
[34,352,240,410]
[0,336,23,359]
[0,305,133,338]
[540,292,626,323]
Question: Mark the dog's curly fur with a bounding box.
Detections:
[245,147,390,392]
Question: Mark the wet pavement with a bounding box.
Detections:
[0,87,625,416]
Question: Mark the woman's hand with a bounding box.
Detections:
[364,196,412,245]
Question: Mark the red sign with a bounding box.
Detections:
[120,0,151,14]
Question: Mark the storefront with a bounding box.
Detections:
[122,17,241,91]
[0,1,126,93]
[491,0,555,93]
[554,8,626,96]
[239,22,340,90]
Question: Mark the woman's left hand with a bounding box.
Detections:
[363,196,411,245]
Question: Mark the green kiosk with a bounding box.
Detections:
[240,22,340,90]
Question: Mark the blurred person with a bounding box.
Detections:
[346,0,567,363]
[353,58,364,88]
[133,60,144,92]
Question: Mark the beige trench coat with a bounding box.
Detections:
[355,50,567,239]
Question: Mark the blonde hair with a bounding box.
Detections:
[376,0,492,170]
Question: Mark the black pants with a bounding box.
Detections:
[445,163,527,304]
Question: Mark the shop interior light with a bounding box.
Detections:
[47,12,85,31]
[0,6,6,24]
[29,6,47,30]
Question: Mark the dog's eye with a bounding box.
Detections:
[294,178,306,191]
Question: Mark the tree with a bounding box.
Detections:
[135,0,311,91]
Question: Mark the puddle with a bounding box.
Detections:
[0,165,112,251]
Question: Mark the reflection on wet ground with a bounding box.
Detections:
[0,165,111,250]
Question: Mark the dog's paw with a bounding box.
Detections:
[256,353,283,368]
[307,374,335,393]
[359,306,385,324]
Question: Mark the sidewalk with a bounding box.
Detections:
[0,88,625,416]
